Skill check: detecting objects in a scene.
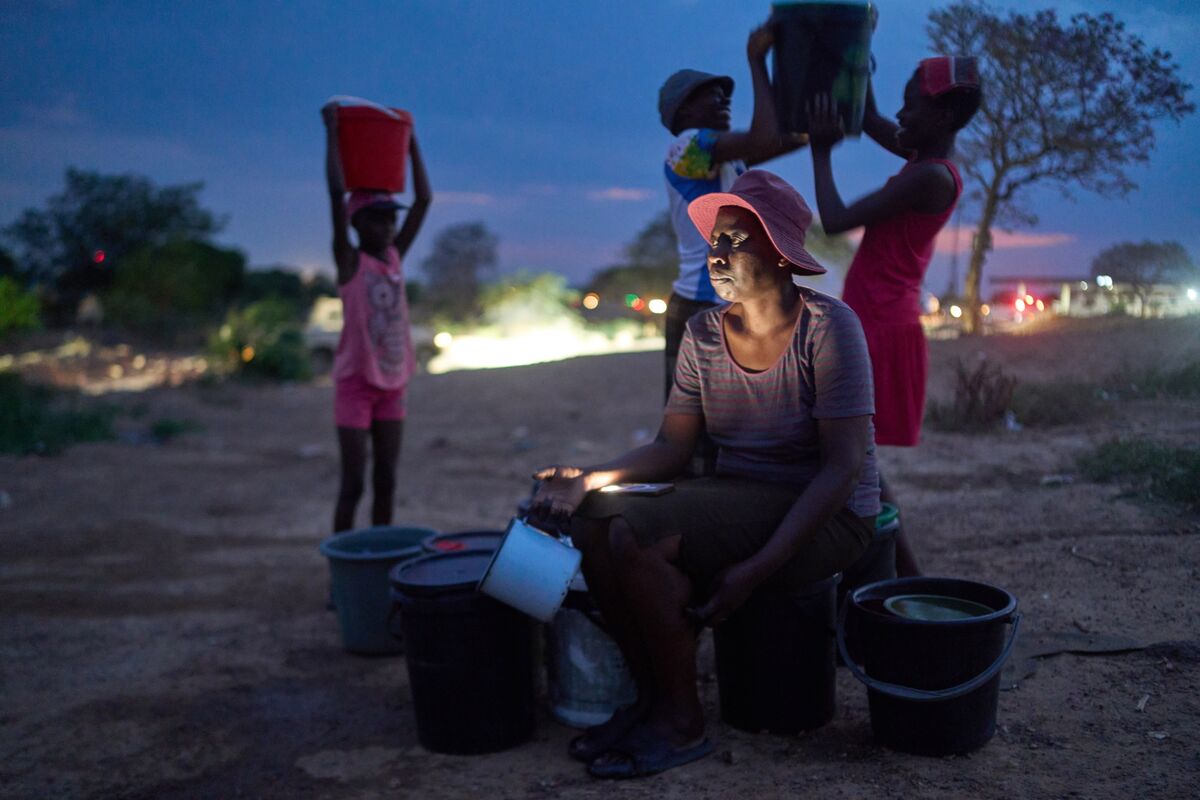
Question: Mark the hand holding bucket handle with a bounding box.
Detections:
[326,95,404,121]
[836,599,1022,703]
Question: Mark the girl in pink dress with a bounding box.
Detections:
[808,56,982,575]
[321,102,432,534]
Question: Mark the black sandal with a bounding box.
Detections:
[567,705,642,763]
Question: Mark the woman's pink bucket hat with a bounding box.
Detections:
[687,170,826,276]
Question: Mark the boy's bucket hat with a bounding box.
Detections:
[659,69,734,131]
[346,190,406,219]
[687,169,826,276]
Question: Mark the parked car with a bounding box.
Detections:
[304,296,439,374]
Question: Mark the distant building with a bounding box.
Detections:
[989,275,1200,319]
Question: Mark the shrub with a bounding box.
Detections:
[209,298,311,381]
[1078,438,1200,510]
[926,358,1016,431]
[0,277,41,338]
[0,373,115,455]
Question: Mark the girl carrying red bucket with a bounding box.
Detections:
[321,101,432,535]
[806,55,982,576]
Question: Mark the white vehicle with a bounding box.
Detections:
[304,296,438,373]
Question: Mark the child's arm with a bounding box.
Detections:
[808,94,955,234]
[861,79,912,159]
[321,103,357,283]
[712,22,807,166]
[393,133,431,259]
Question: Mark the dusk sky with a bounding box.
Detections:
[2,0,1198,297]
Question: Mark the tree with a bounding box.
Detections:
[103,239,245,342]
[419,222,498,321]
[620,211,678,274]
[804,220,855,272]
[2,168,223,321]
[1091,241,1197,317]
[928,2,1194,333]
[586,212,678,306]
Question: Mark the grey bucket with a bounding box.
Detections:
[319,525,438,654]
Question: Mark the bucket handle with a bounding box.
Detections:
[326,94,404,121]
[387,602,404,642]
[836,599,1021,703]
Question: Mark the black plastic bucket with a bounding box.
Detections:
[390,551,536,754]
[714,573,840,733]
[420,529,504,554]
[839,577,1021,755]
[837,504,900,664]
[772,1,874,136]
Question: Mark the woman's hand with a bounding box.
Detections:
[529,465,590,527]
[805,93,844,150]
[747,21,775,62]
[692,560,762,627]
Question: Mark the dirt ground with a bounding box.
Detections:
[2,316,1199,800]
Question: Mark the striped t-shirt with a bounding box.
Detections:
[665,289,881,517]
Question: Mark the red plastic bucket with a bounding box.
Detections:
[333,96,412,192]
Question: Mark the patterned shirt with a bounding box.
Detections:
[666,289,880,517]
[664,128,746,302]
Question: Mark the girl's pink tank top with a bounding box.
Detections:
[333,246,415,390]
[841,159,962,324]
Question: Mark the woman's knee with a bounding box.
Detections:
[608,517,643,564]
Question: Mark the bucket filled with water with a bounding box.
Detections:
[771,1,874,136]
[422,529,505,555]
[839,576,1021,755]
[330,95,413,192]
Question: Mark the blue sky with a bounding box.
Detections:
[2,0,1198,296]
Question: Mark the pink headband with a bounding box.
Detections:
[919,56,980,97]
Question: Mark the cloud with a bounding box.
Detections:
[935,229,1076,254]
[436,191,496,206]
[587,187,653,202]
[22,93,86,127]
[843,227,1076,254]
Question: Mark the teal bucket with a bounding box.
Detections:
[319,525,438,654]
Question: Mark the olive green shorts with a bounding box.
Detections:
[574,477,874,594]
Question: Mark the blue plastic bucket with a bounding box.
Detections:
[319,525,438,654]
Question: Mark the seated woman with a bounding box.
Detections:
[530,169,880,779]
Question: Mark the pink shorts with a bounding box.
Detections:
[334,376,407,429]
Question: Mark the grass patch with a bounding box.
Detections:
[1107,361,1200,400]
[1077,438,1200,510]
[1010,380,1107,427]
[149,416,203,442]
[0,372,116,455]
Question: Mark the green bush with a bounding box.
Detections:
[1078,438,1200,510]
[0,277,41,338]
[209,298,311,382]
[0,373,115,455]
